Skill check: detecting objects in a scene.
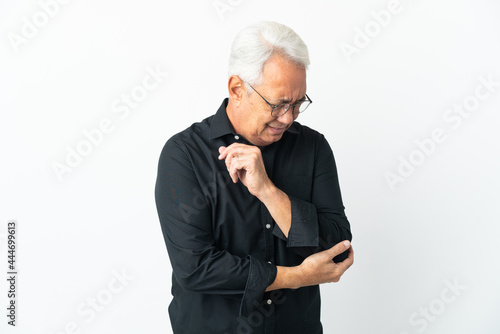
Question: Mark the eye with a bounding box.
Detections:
[275,104,289,111]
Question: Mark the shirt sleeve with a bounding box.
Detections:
[277,134,352,262]
[155,137,277,317]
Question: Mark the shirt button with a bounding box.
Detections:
[265,224,271,229]
[234,135,240,140]
[267,299,272,305]
[267,261,272,264]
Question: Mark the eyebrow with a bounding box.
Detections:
[270,95,307,104]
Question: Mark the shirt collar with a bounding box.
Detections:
[210,98,235,140]
[209,98,300,140]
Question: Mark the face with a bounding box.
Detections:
[230,54,307,146]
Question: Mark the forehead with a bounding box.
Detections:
[259,55,307,102]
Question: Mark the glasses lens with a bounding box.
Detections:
[298,101,310,113]
[271,104,289,117]
[271,99,311,117]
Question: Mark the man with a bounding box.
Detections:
[155,21,353,334]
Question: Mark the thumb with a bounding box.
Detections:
[218,146,227,158]
[324,240,351,258]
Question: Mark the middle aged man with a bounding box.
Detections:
[155,21,353,334]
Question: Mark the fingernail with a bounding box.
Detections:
[343,240,350,248]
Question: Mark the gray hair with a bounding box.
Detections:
[228,21,310,90]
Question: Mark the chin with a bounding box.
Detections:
[260,135,283,146]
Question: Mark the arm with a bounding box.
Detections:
[286,134,352,261]
[266,240,354,291]
[219,135,352,260]
[218,145,293,235]
[155,138,276,316]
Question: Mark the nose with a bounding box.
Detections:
[276,107,295,125]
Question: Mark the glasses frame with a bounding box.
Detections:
[247,84,312,118]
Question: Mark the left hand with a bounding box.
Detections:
[218,143,273,198]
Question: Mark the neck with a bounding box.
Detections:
[226,98,243,136]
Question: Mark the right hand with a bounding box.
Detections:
[297,240,354,287]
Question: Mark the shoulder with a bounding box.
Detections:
[169,114,213,145]
[287,121,328,145]
[283,122,336,165]
[159,114,214,163]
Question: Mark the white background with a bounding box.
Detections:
[1,0,499,333]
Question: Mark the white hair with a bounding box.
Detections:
[228,21,310,90]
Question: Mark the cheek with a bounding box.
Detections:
[258,119,273,135]
[249,115,271,134]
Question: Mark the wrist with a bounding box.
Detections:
[290,265,305,290]
[293,263,309,289]
[255,180,277,203]
[284,265,306,290]
[269,265,303,291]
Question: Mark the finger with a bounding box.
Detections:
[218,145,233,160]
[219,145,237,169]
[218,146,226,158]
[324,240,351,259]
[218,143,242,160]
[225,152,241,174]
[219,143,254,160]
[229,155,248,183]
[228,157,240,183]
[336,246,354,271]
[218,145,236,160]
[223,146,248,172]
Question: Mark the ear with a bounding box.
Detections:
[228,75,245,102]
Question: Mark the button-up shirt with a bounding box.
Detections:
[155,99,352,334]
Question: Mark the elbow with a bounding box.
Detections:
[174,272,203,292]
[173,266,214,292]
[343,227,352,242]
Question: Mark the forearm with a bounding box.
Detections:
[265,265,301,291]
[259,184,351,263]
[266,240,354,292]
[258,183,292,238]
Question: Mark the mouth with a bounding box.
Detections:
[267,124,288,135]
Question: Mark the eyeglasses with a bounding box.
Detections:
[247,84,312,118]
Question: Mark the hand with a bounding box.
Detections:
[218,144,273,198]
[297,240,354,287]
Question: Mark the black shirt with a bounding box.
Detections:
[155,99,352,334]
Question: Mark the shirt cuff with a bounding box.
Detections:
[286,195,319,248]
[239,256,277,317]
